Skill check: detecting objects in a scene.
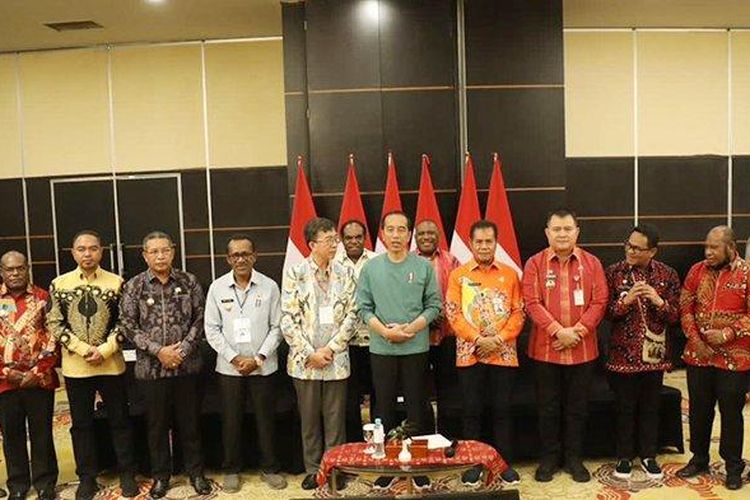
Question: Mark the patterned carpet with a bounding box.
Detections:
[3,370,749,499]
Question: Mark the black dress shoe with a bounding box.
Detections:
[120,473,139,498]
[190,476,211,495]
[726,474,743,490]
[535,461,558,482]
[301,473,318,490]
[37,489,56,500]
[565,461,591,483]
[676,462,709,478]
[75,478,99,500]
[149,479,170,499]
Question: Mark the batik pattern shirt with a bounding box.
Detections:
[281,257,357,381]
[680,257,750,371]
[47,267,126,378]
[334,248,377,347]
[0,284,58,393]
[446,260,524,367]
[605,259,680,373]
[119,269,205,380]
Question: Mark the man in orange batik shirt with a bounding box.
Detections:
[446,220,524,487]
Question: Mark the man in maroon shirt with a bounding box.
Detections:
[522,208,608,483]
[605,224,680,480]
[0,251,58,500]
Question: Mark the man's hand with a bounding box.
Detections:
[622,282,646,306]
[231,355,258,375]
[157,342,184,369]
[475,335,500,357]
[639,284,665,307]
[6,369,24,386]
[307,347,334,369]
[383,324,416,344]
[692,339,715,360]
[552,327,581,351]
[19,372,40,389]
[84,347,104,366]
[703,329,729,346]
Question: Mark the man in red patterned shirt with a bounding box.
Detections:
[0,251,58,500]
[676,226,750,491]
[605,224,680,480]
[522,208,608,483]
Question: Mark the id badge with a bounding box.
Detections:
[319,305,335,326]
[233,317,253,343]
[573,288,585,306]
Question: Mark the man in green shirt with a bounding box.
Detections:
[357,211,441,489]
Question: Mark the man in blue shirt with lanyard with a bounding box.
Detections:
[205,234,287,493]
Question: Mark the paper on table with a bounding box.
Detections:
[123,349,136,362]
[412,434,453,450]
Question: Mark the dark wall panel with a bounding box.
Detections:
[308,92,384,192]
[640,217,725,242]
[181,170,208,229]
[732,155,750,215]
[381,91,458,190]
[210,167,289,227]
[281,2,308,94]
[566,157,634,217]
[639,156,728,215]
[0,179,25,237]
[465,0,563,85]
[467,88,565,187]
[26,177,53,235]
[577,219,634,245]
[305,0,381,90]
[378,0,456,87]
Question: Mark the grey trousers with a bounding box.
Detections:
[293,378,347,474]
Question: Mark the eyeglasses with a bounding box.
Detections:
[228,252,255,262]
[145,247,173,257]
[624,241,652,253]
[314,236,340,246]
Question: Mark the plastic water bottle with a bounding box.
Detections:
[372,418,386,459]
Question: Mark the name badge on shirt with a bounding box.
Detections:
[0,299,16,317]
[573,288,585,306]
[319,305,335,326]
[233,317,253,343]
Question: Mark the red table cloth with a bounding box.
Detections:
[316,440,508,487]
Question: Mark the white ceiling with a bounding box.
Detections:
[1,1,750,53]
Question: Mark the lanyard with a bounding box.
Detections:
[233,286,250,313]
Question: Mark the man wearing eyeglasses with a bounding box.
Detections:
[119,231,211,498]
[676,226,750,491]
[334,220,377,442]
[204,234,287,492]
[281,217,357,490]
[605,225,680,481]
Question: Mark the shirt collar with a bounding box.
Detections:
[229,270,258,289]
[546,247,581,262]
[468,258,501,271]
[416,247,443,260]
[146,268,176,283]
[0,283,33,298]
[77,266,100,281]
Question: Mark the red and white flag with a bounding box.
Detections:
[450,152,481,264]
[486,153,522,276]
[375,151,403,253]
[338,154,373,250]
[411,154,449,251]
[283,156,317,276]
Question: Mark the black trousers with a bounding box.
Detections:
[345,346,373,442]
[219,373,279,473]
[141,375,203,479]
[608,370,663,460]
[535,360,595,464]
[65,375,136,481]
[0,389,57,494]
[370,352,430,435]
[458,363,515,460]
[686,365,750,476]
[429,339,456,433]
